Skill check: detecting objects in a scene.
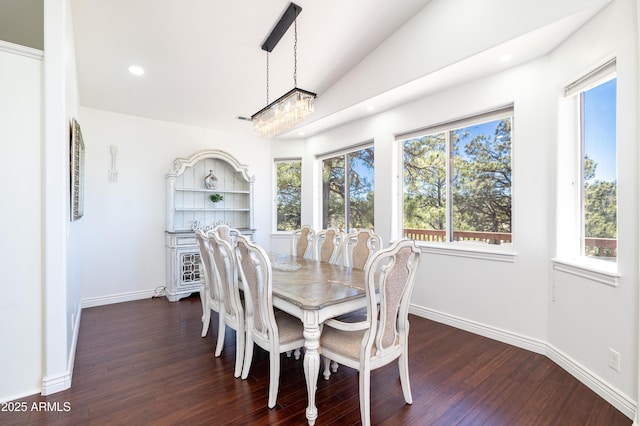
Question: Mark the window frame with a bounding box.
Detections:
[317,141,375,233]
[553,57,619,284]
[397,106,516,262]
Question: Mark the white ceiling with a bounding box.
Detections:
[70,0,610,139]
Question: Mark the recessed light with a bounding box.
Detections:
[128,65,145,76]
[498,54,512,63]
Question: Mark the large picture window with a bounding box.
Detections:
[274,159,302,231]
[321,145,374,232]
[400,107,513,245]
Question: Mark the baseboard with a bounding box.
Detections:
[40,305,82,396]
[409,304,636,420]
[81,289,157,309]
[0,388,41,404]
[410,304,547,354]
[547,344,636,419]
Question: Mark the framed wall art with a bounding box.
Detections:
[70,117,85,221]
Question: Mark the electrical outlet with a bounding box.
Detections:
[608,348,620,372]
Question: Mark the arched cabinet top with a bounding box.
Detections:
[167,149,254,182]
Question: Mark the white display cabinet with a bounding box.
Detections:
[165,150,255,301]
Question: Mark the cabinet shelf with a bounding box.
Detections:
[175,208,250,212]
[175,188,250,194]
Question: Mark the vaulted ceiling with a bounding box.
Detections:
[69,0,612,139]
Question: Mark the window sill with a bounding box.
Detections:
[551,257,619,287]
[416,241,517,263]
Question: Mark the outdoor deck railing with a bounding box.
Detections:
[403,228,617,258]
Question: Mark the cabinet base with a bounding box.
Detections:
[165,289,200,302]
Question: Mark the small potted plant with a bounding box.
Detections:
[209,193,224,204]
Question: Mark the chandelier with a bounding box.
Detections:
[251,3,316,138]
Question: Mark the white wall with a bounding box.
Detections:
[41,0,82,396]
[0,45,43,401]
[547,0,638,414]
[268,0,638,418]
[303,57,553,345]
[78,108,271,304]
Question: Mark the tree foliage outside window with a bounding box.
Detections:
[403,115,512,244]
[322,147,374,232]
[276,160,301,231]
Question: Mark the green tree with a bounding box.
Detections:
[402,118,512,241]
[584,156,616,239]
[453,118,512,233]
[276,161,301,231]
[403,134,446,230]
[322,148,374,230]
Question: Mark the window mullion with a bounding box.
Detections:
[446,131,453,242]
[345,154,351,232]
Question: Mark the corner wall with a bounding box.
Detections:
[0,43,43,402]
[77,108,271,306]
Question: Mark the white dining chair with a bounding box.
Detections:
[235,235,305,409]
[341,228,383,270]
[209,230,245,378]
[196,229,222,338]
[290,225,315,259]
[214,224,241,246]
[320,238,421,426]
[312,227,343,264]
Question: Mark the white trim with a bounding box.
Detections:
[409,304,636,420]
[552,257,619,287]
[40,307,82,396]
[0,40,43,60]
[547,345,635,419]
[395,104,514,141]
[0,388,42,404]
[41,372,71,396]
[81,289,157,309]
[410,305,545,354]
[315,140,374,159]
[417,242,517,263]
[564,57,617,97]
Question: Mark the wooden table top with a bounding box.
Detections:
[269,253,367,310]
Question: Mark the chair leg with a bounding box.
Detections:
[241,337,254,380]
[201,306,210,338]
[322,356,331,380]
[331,361,339,373]
[293,348,301,360]
[234,325,244,378]
[214,316,226,357]
[267,351,280,409]
[199,284,206,318]
[359,368,371,426]
[398,352,413,404]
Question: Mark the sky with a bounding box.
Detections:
[583,78,617,182]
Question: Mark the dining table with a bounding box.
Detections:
[269,253,368,426]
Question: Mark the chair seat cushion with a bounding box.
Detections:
[320,326,366,361]
[275,310,304,344]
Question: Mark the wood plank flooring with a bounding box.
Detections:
[2,295,631,425]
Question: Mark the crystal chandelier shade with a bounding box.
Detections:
[251,88,315,138]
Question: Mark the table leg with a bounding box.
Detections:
[303,323,321,425]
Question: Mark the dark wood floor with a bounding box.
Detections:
[3,295,631,425]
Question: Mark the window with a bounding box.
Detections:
[274,159,302,231]
[321,145,374,232]
[400,107,513,245]
[568,61,617,261]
